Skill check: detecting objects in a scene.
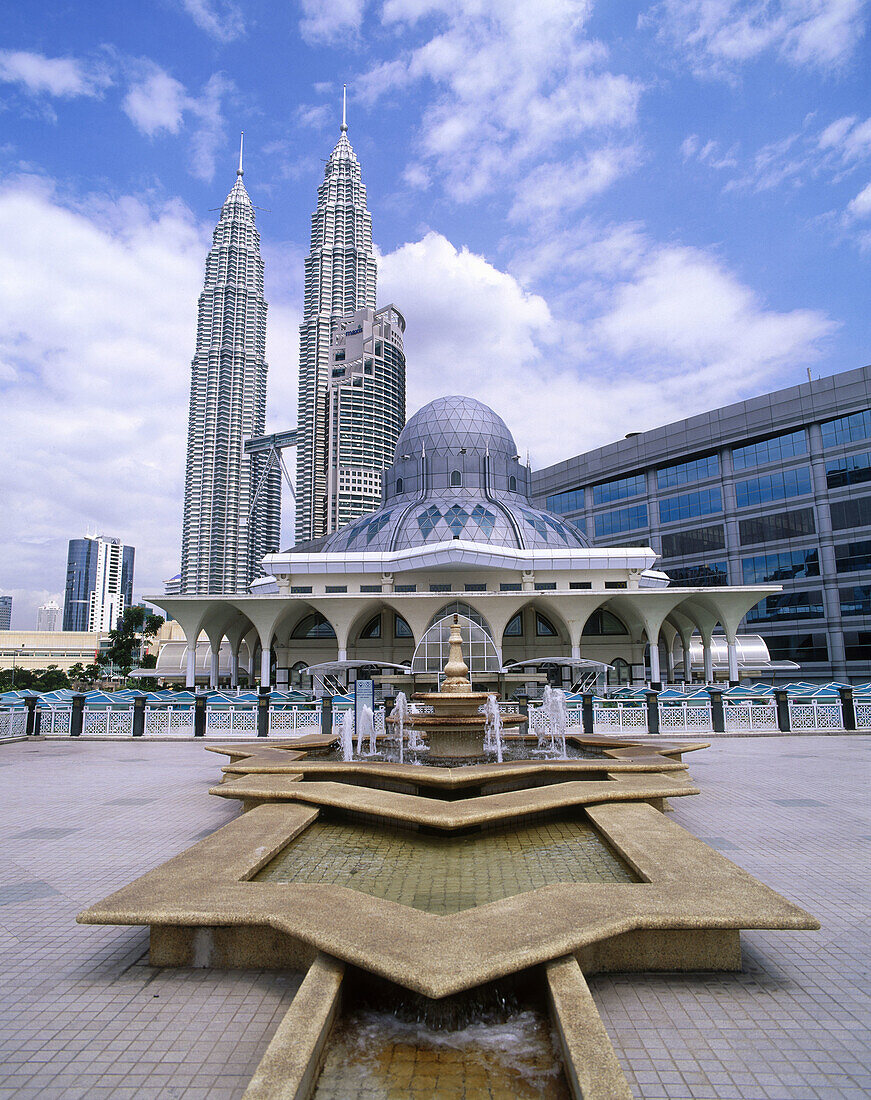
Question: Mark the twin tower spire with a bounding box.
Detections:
[179,90,406,594]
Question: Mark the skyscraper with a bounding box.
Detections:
[63,535,134,632]
[0,596,11,631]
[324,305,406,533]
[36,600,60,631]
[180,139,280,593]
[295,108,382,543]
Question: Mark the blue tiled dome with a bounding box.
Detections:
[319,396,589,554]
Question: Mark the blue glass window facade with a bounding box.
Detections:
[735,467,812,508]
[546,487,584,514]
[835,540,871,574]
[62,538,98,632]
[592,473,645,506]
[745,591,825,622]
[658,487,722,525]
[826,451,871,489]
[821,408,871,448]
[840,586,871,616]
[667,562,728,586]
[742,549,820,584]
[732,430,807,470]
[594,503,648,537]
[656,453,719,490]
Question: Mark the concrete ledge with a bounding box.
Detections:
[150,924,318,970]
[243,953,344,1100]
[576,926,742,974]
[546,955,632,1100]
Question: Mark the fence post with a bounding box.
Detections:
[581,693,594,736]
[132,696,146,737]
[775,690,790,733]
[645,691,660,737]
[71,693,84,737]
[258,691,270,738]
[838,687,855,732]
[320,696,332,740]
[194,695,206,738]
[709,689,725,734]
[25,697,38,736]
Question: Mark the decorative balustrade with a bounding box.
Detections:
[855,701,871,729]
[205,707,258,738]
[593,704,648,734]
[723,703,778,733]
[83,708,135,737]
[144,708,196,737]
[0,708,28,739]
[788,701,843,731]
[659,703,713,733]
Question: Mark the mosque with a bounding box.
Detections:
[152,395,778,695]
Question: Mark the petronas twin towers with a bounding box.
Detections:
[179,110,405,594]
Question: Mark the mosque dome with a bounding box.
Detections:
[317,396,589,554]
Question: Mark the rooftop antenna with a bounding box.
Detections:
[341,84,348,132]
[237,130,244,177]
[806,367,813,384]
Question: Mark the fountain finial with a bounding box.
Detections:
[441,615,472,694]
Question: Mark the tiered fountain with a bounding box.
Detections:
[387,616,526,763]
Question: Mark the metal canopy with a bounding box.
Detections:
[301,660,412,674]
[501,658,613,671]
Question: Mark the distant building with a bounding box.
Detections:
[63,535,134,632]
[295,113,382,544]
[324,306,406,534]
[0,595,11,631]
[0,630,102,673]
[36,600,60,632]
[531,363,871,683]
[179,143,280,594]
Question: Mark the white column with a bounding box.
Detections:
[648,637,661,684]
[185,644,196,689]
[260,646,271,689]
[703,640,713,683]
[665,645,675,684]
[571,643,581,660]
[247,647,256,686]
[727,640,739,683]
[683,643,692,683]
[209,647,219,689]
[229,649,239,689]
[337,646,347,662]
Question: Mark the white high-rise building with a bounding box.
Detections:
[36,600,60,632]
[325,306,406,533]
[295,109,384,543]
[180,141,280,593]
[88,539,127,632]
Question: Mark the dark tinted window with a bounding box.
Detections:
[659,487,722,524]
[826,451,871,489]
[661,524,725,558]
[735,467,811,508]
[592,473,645,506]
[821,408,871,448]
[582,609,628,635]
[835,540,871,574]
[668,562,728,586]
[732,429,807,469]
[742,548,820,584]
[546,487,584,514]
[739,507,815,546]
[840,586,871,616]
[656,453,719,490]
[594,504,647,537]
[760,633,829,662]
[745,591,825,622]
[830,495,871,531]
[844,631,871,661]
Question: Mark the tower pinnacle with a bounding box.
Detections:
[237,131,244,177]
[341,84,348,132]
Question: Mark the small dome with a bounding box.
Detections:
[395,396,517,462]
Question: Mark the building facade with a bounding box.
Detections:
[63,535,134,632]
[153,396,775,693]
[0,596,11,631]
[324,305,406,534]
[179,153,280,594]
[36,600,60,632]
[295,119,380,544]
[0,631,102,673]
[532,364,871,683]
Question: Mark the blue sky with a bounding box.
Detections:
[1,0,869,626]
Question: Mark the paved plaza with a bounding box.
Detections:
[0,736,868,1099]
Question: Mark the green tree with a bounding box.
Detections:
[105,607,165,677]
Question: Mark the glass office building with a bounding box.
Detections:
[531,364,871,683]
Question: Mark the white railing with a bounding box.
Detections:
[593,704,648,735]
[205,707,258,738]
[0,708,28,739]
[144,708,196,737]
[82,708,135,737]
[788,701,843,731]
[271,706,323,737]
[855,701,871,729]
[659,703,713,733]
[40,706,72,736]
[723,702,779,733]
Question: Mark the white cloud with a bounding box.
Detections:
[0,49,110,99]
[380,229,834,470]
[122,63,235,182]
[359,0,641,203]
[508,147,640,227]
[644,0,866,75]
[177,0,245,42]
[300,0,366,43]
[0,178,298,628]
[846,180,871,218]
